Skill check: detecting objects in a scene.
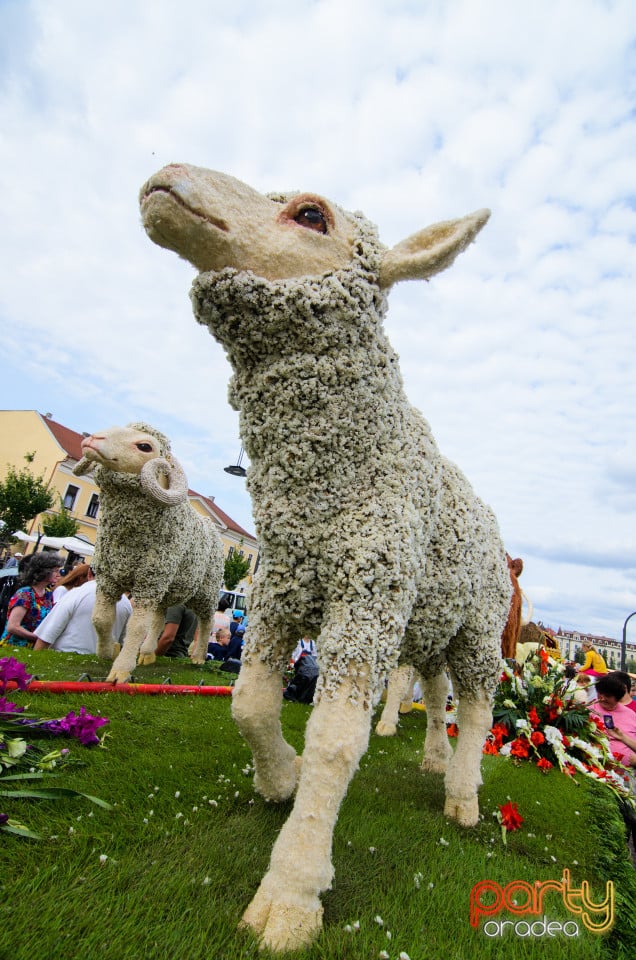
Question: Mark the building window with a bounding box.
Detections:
[63,484,79,511]
[86,493,99,519]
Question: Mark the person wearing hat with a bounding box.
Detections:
[230,609,246,639]
[578,640,608,677]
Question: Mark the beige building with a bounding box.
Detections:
[0,410,258,597]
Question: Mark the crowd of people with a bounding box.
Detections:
[0,550,249,665]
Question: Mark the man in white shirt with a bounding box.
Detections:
[33,580,132,654]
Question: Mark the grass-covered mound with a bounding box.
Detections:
[1,648,634,960]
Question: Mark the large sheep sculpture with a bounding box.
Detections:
[140,164,511,951]
[73,422,224,682]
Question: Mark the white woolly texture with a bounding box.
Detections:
[75,422,224,679]
[190,205,510,704]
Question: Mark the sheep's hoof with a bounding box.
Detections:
[106,666,133,684]
[444,795,479,827]
[241,891,323,952]
[375,719,398,737]
[189,655,206,665]
[421,756,448,774]
[253,752,300,802]
[138,652,156,666]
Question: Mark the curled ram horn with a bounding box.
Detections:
[139,457,189,506]
[73,456,95,477]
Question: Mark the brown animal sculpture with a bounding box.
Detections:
[500,554,524,659]
[139,164,511,951]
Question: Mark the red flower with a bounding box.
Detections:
[446,723,459,738]
[483,740,499,755]
[563,763,576,776]
[539,648,550,674]
[498,801,524,831]
[491,722,509,744]
[510,737,530,759]
[536,758,553,773]
[590,715,606,731]
[530,731,545,747]
[528,707,541,728]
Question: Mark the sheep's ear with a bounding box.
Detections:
[378,209,490,289]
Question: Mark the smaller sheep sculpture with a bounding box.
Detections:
[73,422,224,682]
[140,164,512,952]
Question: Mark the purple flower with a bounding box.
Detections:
[0,813,9,826]
[0,656,32,693]
[0,695,25,713]
[48,707,109,746]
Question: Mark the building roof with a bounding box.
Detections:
[41,414,255,541]
[43,414,86,461]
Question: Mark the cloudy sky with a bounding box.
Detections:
[1,0,634,640]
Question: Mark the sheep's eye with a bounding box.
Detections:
[294,206,328,234]
[136,443,153,452]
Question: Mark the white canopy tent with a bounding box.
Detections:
[12,530,95,556]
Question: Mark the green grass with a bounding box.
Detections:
[1,649,634,960]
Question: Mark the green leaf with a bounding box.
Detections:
[0,823,43,840]
[0,787,112,809]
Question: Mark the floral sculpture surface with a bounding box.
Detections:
[73,423,224,682]
[139,164,512,951]
[483,651,631,801]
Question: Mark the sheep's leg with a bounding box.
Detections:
[421,672,453,773]
[376,663,414,736]
[443,688,492,827]
[106,605,153,683]
[240,668,372,952]
[232,658,298,802]
[138,610,166,666]
[189,616,212,664]
[92,591,117,660]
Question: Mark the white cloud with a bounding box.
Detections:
[1,0,635,637]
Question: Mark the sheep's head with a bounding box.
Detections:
[73,423,189,506]
[139,163,490,287]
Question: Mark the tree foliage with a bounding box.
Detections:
[0,464,54,544]
[223,548,251,591]
[42,500,79,537]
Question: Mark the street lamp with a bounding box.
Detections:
[224,446,247,478]
[621,611,636,671]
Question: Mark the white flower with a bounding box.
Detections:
[99,854,108,864]
[202,877,211,885]
[175,791,180,798]
[374,915,384,926]
[399,953,411,960]
[439,838,449,846]
[379,952,390,960]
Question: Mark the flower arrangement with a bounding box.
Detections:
[0,656,112,838]
[449,651,632,802]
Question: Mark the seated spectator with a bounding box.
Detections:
[606,670,636,713]
[577,640,608,676]
[590,675,636,767]
[291,637,317,663]
[34,580,132,655]
[0,552,63,648]
[53,562,94,602]
[229,609,246,640]
[208,625,243,662]
[155,604,198,659]
[208,598,232,655]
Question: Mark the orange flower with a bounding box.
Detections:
[446,723,459,738]
[483,740,499,755]
[536,757,553,773]
[530,730,545,747]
